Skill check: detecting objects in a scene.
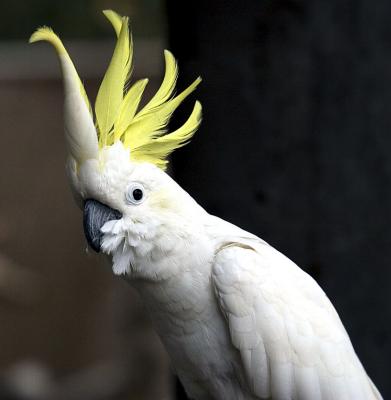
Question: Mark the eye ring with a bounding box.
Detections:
[125,182,145,205]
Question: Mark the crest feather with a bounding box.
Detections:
[131,101,202,168]
[30,10,202,169]
[135,50,178,118]
[113,78,149,142]
[29,27,92,115]
[123,76,202,150]
[29,26,98,163]
[95,16,131,147]
[102,10,123,37]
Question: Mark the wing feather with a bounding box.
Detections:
[212,243,382,400]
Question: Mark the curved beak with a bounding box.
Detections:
[83,199,122,252]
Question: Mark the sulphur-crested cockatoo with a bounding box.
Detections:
[30,10,382,400]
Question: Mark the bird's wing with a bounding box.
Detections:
[212,242,382,400]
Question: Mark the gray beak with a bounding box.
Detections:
[83,199,122,252]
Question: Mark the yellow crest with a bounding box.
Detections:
[30,10,202,169]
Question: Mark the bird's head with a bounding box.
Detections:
[30,10,203,277]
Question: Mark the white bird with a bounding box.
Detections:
[30,10,383,400]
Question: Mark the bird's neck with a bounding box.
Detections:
[129,235,216,324]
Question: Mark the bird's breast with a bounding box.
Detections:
[135,273,251,399]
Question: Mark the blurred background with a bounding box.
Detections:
[0,0,390,399]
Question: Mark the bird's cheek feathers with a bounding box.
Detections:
[71,159,123,211]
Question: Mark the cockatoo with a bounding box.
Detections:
[30,10,383,400]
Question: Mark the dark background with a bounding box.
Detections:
[169,0,391,397]
[0,0,389,399]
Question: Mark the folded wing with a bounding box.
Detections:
[212,243,382,400]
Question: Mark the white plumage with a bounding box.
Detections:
[29,11,383,396]
[74,143,382,400]
[212,242,381,400]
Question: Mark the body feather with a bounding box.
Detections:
[29,10,382,399]
[211,237,383,400]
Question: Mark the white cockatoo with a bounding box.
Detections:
[30,10,383,400]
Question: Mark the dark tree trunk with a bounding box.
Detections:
[167,0,391,398]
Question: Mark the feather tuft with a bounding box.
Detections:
[30,10,202,169]
[131,101,202,169]
[123,76,202,151]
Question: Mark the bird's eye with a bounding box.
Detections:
[125,183,145,205]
